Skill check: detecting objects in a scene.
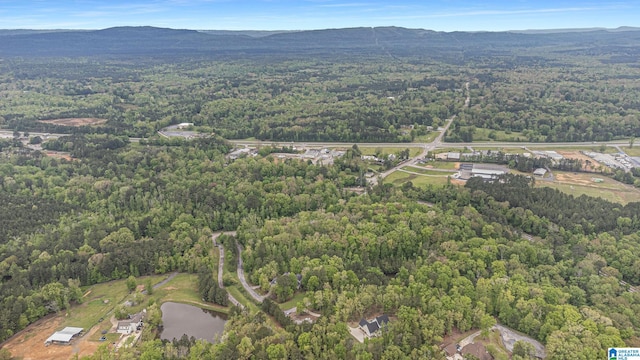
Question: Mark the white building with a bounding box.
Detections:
[117,312,144,335]
[176,122,194,129]
[45,327,83,345]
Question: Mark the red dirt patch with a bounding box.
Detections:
[1,314,104,360]
[39,118,107,127]
[45,152,73,161]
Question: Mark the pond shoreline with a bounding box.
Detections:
[160,302,227,344]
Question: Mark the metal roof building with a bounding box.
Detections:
[533,168,547,176]
[45,327,83,345]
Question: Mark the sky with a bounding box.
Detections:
[0,0,638,31]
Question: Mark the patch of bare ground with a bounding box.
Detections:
[45,151,73,161]
[555,173,599,186]
[1,314,103,360]
[557,151,602,171]
[39,118,107,127]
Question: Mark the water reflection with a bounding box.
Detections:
[160,302,227,344]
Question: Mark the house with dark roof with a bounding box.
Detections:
[358,315,389,338]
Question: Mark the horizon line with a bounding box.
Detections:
[0,25,638,33]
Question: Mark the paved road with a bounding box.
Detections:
[226,138,633,150]
[454,324,546,359]
[493,324,546,358]
[236,243,267,303]
[3,131,633,152]
[370,115,456,185]
[212,231,243,308]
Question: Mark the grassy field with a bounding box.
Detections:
[153,273,229,314]
[412,131,439,143]
[538,181,640,204]
[471,128,532,142]
[226,285,260,313]
[63,272,231,334]
[358,146,423,158]
[404,166,456,175]
[278,293,306,310]
[535,171,640,204]
[622,146,640,157]
[384,171,451,187]
[522,144,617,153]
[415,161,459,170]
[63,276,164,330]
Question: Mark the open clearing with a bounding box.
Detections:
[1,273,227,360]
[556,151,603,171]
[1,315,103,360]
[44,151,73,161]
[39,118,107,127]
[384,170,451,187]
[540,171,640,204]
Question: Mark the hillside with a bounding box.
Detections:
[0,26,639,59]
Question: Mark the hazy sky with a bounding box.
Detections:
[0,0,638,31]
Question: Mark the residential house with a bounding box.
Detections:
[117,311,144,335]
[359,315,390,338]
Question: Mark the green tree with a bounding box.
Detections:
[126,275,137,292]
[146,279,154,295]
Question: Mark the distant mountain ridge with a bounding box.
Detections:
[510,26,640,34]
[0,26,639,59]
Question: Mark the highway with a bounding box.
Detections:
[2,128,634,156]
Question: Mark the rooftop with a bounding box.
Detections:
[45,327,83,344]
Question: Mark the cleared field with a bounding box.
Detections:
[153,273,229,314]
[358,146,422,158]
[2,276,137,360]
[278,293,306,310]
[538,171,640,204]
[412,131,439,143]
[384,170,451,187]
[622,146,640,157]
[39,118,107,126]
[415,161,459,170]
[404,166,456,175]
[472,128,532,142]
[524,144,617,153]
[2,273,226,360]
[539,182,640,204]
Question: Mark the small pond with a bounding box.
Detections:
[160,302,227,344]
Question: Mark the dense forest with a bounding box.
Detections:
[1,136,640,359]
[1,27,640,143]
[448,62,640,142]
[2,26,640,360]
